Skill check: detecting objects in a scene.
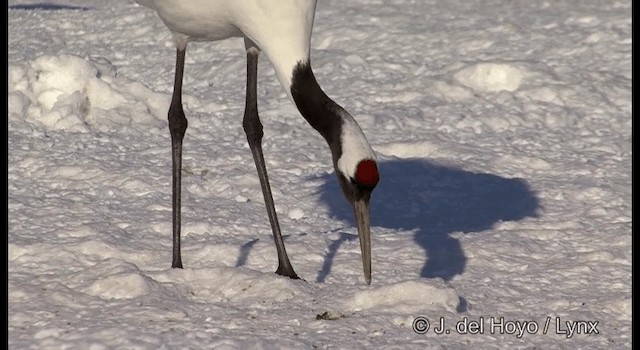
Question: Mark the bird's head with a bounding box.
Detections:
[288,61,379,284]
[333,117,379,285]
[337,159,379,202]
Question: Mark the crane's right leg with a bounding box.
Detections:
[242,39,299,280]
[169,47,188,268]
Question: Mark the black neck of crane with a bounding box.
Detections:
[290,61,344,163]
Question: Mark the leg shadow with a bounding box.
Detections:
[235,238,259,267]
[9,3,92,10]
[316,232,357,283]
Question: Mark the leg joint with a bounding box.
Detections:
[243,110,263,143]
[168,102,188,140]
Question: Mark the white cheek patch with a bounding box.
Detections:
[336,113,377,179]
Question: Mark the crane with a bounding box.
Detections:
[136,0,379,284]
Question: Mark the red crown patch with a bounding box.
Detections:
[355,159,379,186]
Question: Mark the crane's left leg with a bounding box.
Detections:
[242,39,299,280]
[169,46,188,269]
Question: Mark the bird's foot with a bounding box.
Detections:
[275,265,300,280]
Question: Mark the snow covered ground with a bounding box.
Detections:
[8,0,631,348]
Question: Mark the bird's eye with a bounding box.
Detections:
[350,176,376,192]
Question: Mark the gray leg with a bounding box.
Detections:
[169,47,188,268]
[243,40,299,279]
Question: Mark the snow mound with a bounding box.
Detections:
[204,339,309,350]
[454,62,529,92]
[342,280,460,313]
[85,272,160,300]
[152,267,311,303]
[8,54,167,133]
[83,259,164,300]
[375,140,441,158]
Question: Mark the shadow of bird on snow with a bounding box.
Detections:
[315,158,540,282]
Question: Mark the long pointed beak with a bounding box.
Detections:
[354,198,372,285]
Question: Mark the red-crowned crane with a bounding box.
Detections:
[135,0,379,284]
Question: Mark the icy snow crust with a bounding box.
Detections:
[9,0,630,348]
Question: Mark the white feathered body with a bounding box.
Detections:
[135,0,376,180]
[136,0,316,90]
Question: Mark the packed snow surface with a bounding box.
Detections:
[9,0,630,348]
